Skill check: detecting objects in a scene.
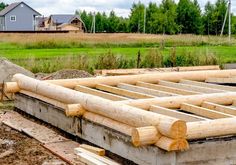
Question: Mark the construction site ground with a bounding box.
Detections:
[0,103,68,165]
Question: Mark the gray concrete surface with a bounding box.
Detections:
[0,58,34,82]
[15,93,236,165]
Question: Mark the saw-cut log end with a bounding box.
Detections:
[131,126,161,147]
[65,104,86,117]
[155,137,189,151]
[4,82,20,93]
[169,120,187,139]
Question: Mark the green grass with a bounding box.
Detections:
[0,42,236,63]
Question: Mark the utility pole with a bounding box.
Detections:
[90,12,96,33]
[143,6,146,34]
[220,0,231,42]
[229,0,231,42]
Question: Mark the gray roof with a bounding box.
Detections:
[0,1,41,16]
[49,14,80,24]
[0,2,21,16]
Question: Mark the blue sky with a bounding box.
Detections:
[3,0,236,17]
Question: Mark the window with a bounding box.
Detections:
[20,4,24,7]
[10,15,16,22]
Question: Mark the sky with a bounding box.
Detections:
[3,0,236,17]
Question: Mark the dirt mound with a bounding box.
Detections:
[0,58,34,82]
[39,69,93,80]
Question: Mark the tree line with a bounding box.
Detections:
[0,2,7,11]
[76,0,236,35]
[1,1,235,35]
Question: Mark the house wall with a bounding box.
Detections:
[59,24,81,31]
[5,3,40,31]
[0,16,4,30]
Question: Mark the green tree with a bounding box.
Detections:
[129,2,145,33]
[159,0,179,34]
[176,0,203,34]
[107,10,119,33]
[75,10,92,33]
[146,2,159,33]
[0,2,7,11]
[202,0,228,35]
[214,0,228,35]
[203,1,215,35]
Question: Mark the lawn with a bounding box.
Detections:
[0,33,235,73]
[1,43,236,63]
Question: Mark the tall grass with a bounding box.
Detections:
[0,33,235,49]
[11,48,220,74]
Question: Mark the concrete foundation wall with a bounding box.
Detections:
[15,93,236,165]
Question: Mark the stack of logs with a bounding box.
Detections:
[4,69,236,152]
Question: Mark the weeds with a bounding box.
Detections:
[11,48,220,74]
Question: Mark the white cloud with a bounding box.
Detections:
[3,0,236,17]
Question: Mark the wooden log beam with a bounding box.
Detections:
[65,104,86,117]
[95,65,220,76]
[205,77,236,84]
[187,118,236,140]
[180,79,236,91]
[74,85,128,101]
[6,70,236,90]
[4,82,20,93]
[49,69,236,88]
[20,90,86,117]
[12,74,187,139]
[83,112,133,136]
[132,126,189,151]
[96,84,154,99]
[136,81,199,95]
[180,103,233,119]
[158,80,226,94]
[201,101,236,116]
[117,83,177,97]
[121,92,236,110]
[155,137,189,151]
[150,105,207,122]
[131,126,161,147]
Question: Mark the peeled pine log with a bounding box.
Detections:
[20,90,85,117]
[5,70,236,91]
[131,126,189,151]
[187,118,236,140]
[45,69,236,88]
[155,137,189,151]
[83,112,133,136]
[205,77,236,84]
[10,74,186,139]
[20,90,66,109]
[4,82,20,93]
[95,65,220,76]
[131,126,161,147]
[65,104,86,117]
[122,92,236,110]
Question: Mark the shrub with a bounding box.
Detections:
[141,48,163,68]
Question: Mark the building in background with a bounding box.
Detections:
[0,2,41,31]
[45,14,85,32]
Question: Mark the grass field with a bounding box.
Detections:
[0,33,235,73]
